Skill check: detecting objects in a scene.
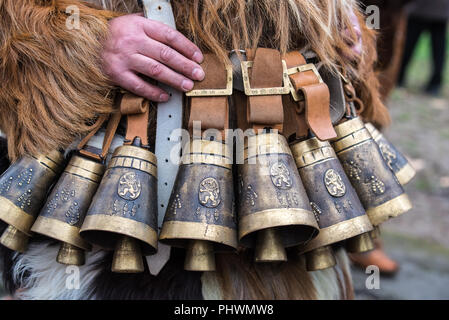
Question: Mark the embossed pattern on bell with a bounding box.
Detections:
[0,152,64,234]
[237,133,318,248]
[291,137,372,253]
[365,123,416,186]
[31,155,104,250]
[80,145,158,255]
[332,118,412,226]
[160,139,237,250]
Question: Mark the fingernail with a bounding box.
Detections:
[159,93,169,101]
[192,51,203,63]
[181,80,194,91]
[192,68,205,81]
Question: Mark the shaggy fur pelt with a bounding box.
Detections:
[0,0,118,161]
[0,236,352,300]
[0,0,391,163]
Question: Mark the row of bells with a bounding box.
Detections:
[0,118,415,272]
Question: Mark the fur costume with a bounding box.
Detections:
[0,0,388,300]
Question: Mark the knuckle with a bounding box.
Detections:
[159,46,174,63]
[148,62,163,77]
[164,28,177,43]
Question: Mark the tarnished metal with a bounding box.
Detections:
[160,139,237,271]
[0,151,65,252]
[332,118,412,226]
[254,228,288,263]
[346,232,375,253]
[184,240,216,271]
[80,144,158,273]
[291,137,373,268]
[237,133,319,262]
[57,243,85,266]
[31,155,104,265]
[305,246,336,271]
[112,235,145,273]
[365,123,416,186]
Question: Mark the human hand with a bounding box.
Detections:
[101,13,205,102]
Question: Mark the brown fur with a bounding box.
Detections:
[0,0,118,161]
[1,0,381,300]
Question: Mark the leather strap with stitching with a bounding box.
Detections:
[284,52,336,140]
[188,54,229,139]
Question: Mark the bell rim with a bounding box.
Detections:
[111,145,158,165]
[332,117,365,140]
[298,214,373,254]
[65,155,105,183]
[238,208,319,248]
[33,151,65,174]
[80,214,158,255]
[31,215,91,251]
[0,196,35,235]
[395,163,416,186]
[366,193,412,226]
[159,221,238,249]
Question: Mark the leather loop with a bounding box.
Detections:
[122,93,150,146]
[284,51,337,140]
[78,112,122,162]
[120,93,149,115]
[188,54,229,139]
[246,48,284,131]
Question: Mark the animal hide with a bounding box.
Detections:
[0,0,118,161]
[0,0,385,300]
[0,234,352,300]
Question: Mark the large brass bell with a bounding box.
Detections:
[365,123,416,186]
[237,132,319,263]
[331,118,412,226]
[291,137,374,271]
[80,138,158,273]
[0,151,65,252]
[160,139,237,271]
[31,155,104,265]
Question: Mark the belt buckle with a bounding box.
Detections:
[185,65,233,97]
[241,60,291,96]
[287,63,323,102]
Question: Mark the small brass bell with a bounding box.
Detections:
[345,232,375,253]
[237,132,319,263]
[291,137,373,271]
[80,138,158,273]
[0,151,65,252]
[331,118,412,226]
[160,139,237,271]
[365,123,416,186]
[31,155,105,265]
[305,246,336,271]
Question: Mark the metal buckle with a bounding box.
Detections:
[185,65,233,97]
[241,60,291,96]
[287,63,323,102]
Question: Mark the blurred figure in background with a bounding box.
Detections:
[398,0,449,95]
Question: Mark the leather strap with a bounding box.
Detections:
[78,112,122,162]
[246,48,284,132]
[120,93,150,146]
[284,52,336,140]
[188,54,229,139]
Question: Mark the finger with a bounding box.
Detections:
[129,54,195,92]
[140,19,204,64]
[138,38,205,81]
[116,71,169,102]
